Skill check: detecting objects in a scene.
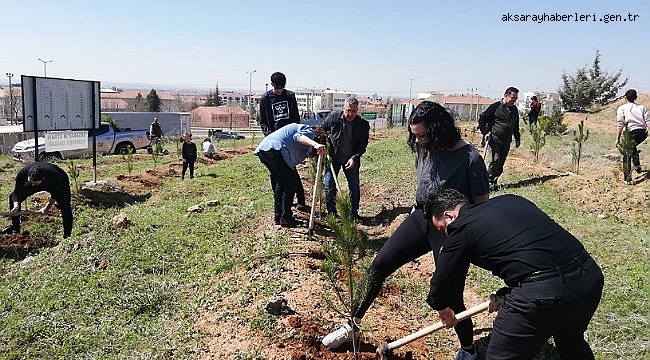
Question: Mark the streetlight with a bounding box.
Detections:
[407,76,420,108]
[5,73,13,124]
[246,70,256,108]
[406,76,420,126]
[246,70,256,126]
[38,58,53,77]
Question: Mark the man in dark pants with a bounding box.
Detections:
[425,189,603,359]
[478,87,521,190]
[254,124,326,227]
[3,162,73,238]
[322,97,370,219]
[528,95,541,133]
[258,72,309,212]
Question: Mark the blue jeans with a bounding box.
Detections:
[324,160,360,216]
[487,255,603,359]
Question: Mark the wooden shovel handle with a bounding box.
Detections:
[378,300,490,355]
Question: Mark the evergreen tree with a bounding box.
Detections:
[145,89,162,112]
[214,83,222,106]
[559,50,628,112]
[204,90,215,107]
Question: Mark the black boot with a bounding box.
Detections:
[1,224,21,234]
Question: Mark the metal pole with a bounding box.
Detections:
[247,70,256,130]
[5,73,13,124]
[38,58,52,77]
[407,76,420,114]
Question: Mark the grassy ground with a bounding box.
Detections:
[0,120,647,359]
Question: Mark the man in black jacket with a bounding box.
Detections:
[322,97,370,219]
[425,189,603,360]
[478,87,521,190]
[258,72,309,212]
[3,162,73,238]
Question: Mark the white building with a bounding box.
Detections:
[294,88,356,116]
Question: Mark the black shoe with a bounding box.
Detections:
[274,218,281,225]
[295,204,310,213]
[635,166,642,174]
[279,218,300,228]
[2,224,20,234]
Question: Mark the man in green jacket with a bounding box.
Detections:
[478,87,521,190]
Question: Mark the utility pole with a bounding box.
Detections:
[246,70,256,126]
[5,73,13,124]
[38,58,53,77]
[406,76,420,126]
[407,76,420,108]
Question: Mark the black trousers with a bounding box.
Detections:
[9,192,73,238]
[353,209,474,348]
[488,254,603,359]
[182,160,195,178]
[257,149,298,222]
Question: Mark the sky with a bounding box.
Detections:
[2,0,648,99]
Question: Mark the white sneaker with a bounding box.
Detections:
[454,347,477,360]
[321,323,358,348]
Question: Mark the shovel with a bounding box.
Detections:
[307,153,324,239]
[377,300,490,359]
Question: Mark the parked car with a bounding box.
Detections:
[300,110,332,128]
[212,131,245,140]
[11,122,152,161]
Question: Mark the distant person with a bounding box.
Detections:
[616,89,648,174]
[322,97,370,220]
[528,95,541,133]
[254,124,326,228]
[425,189,603,360]
[258,72,309,212]
[149,117,163,140]
[478,87,521,190]
[181,132,197,180]
[322,102,489,360]
[202,138,215,160]
[2,162,73,238]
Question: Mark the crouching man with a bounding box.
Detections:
[425,189,603,359]
[3,162,73,238]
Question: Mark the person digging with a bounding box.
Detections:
[2,162,73,238]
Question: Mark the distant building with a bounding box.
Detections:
[416,91,494,121]
[294,88,356,116]
[189,106,251,129]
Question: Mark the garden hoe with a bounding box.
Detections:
[377,300,490,359]
[307,153,324,239]
[0,210,40,217]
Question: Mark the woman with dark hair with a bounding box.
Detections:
[616,89,648,174]
[322,101,489,360]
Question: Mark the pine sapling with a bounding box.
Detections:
[529,117,546,163]
[571,119,589,174]
[322,193,369,358]
[617,124,636,184]
[122,144,135,175]
[65,160,81,192]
